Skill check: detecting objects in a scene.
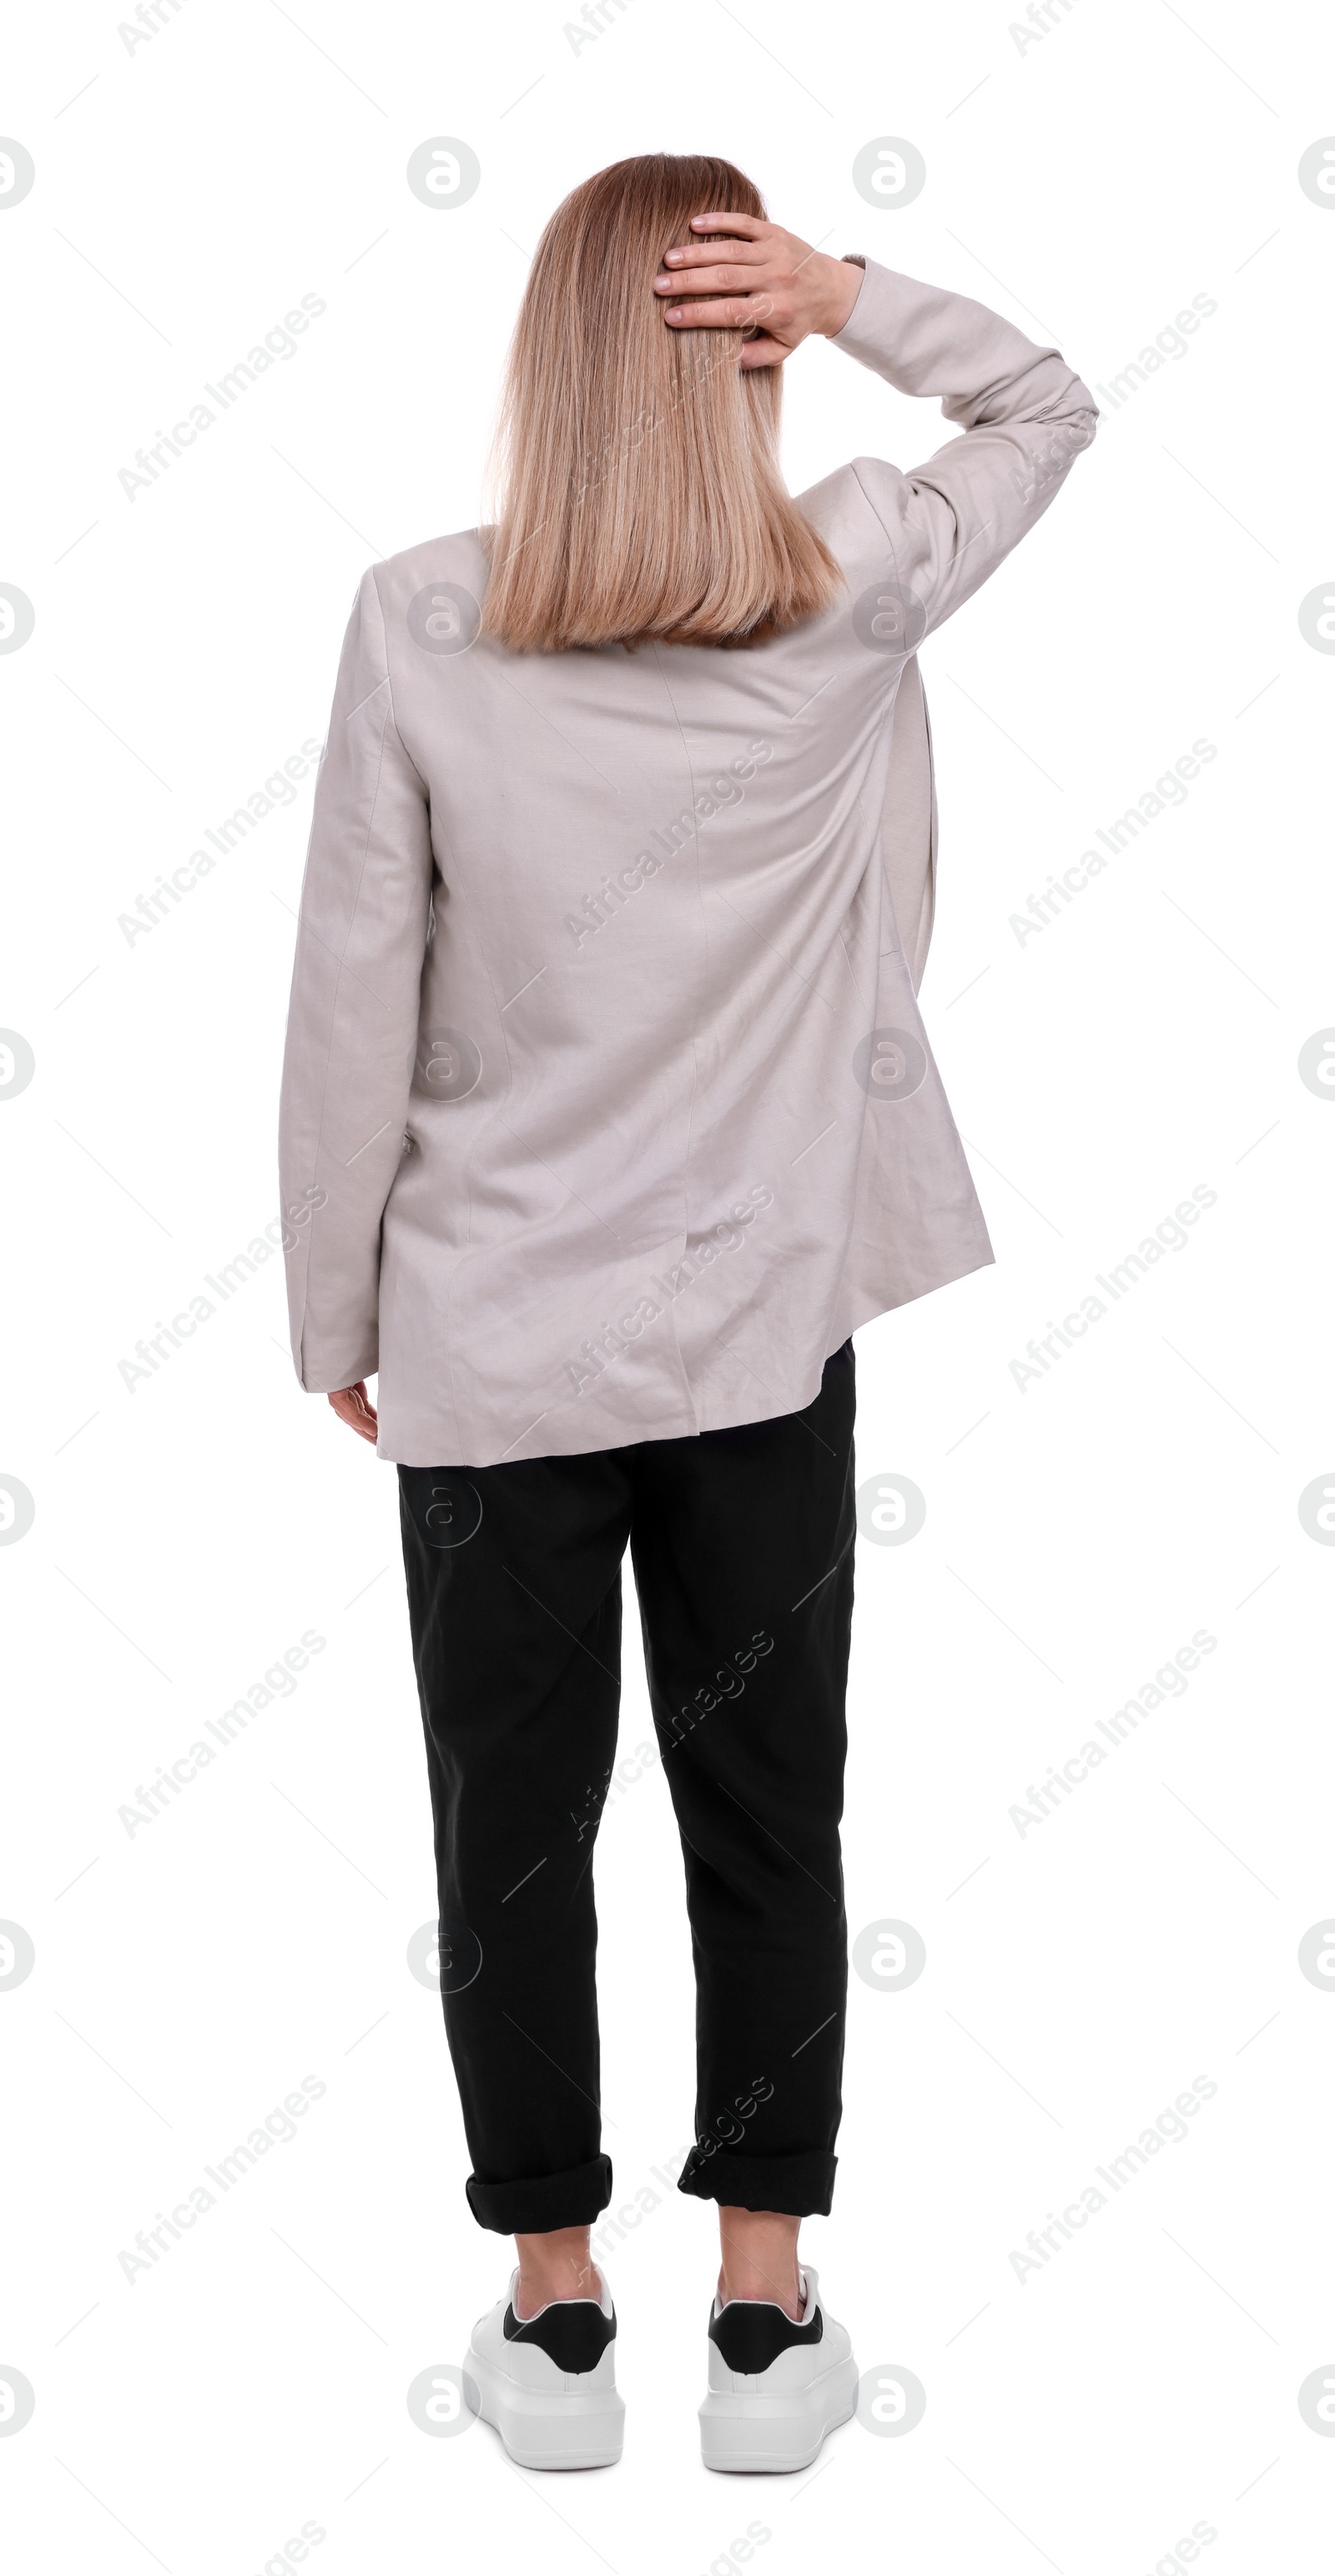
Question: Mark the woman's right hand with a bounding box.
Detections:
[328,1382,378,1444]
[653,213,864,369]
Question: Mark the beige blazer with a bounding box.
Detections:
[278,258,1097,1465]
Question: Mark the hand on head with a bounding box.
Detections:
[652,212,862,367]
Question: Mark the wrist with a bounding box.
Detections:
[814,251,864,339]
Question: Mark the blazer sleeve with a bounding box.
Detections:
[829,257,1098,641]
[277,563,433,1394]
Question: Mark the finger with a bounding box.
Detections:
[663,293,775,330]
[659,238,768,275]
[654,258,771,295]
[738,334,790,370]
[688,210,768,237]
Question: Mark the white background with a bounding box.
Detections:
[3,3,1333,2571]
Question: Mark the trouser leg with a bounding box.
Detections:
[628,1341,857,2216]
[398,1452,632,2233]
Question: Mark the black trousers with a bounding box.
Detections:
[398,1340,856,2234]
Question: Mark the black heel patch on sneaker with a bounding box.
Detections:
[708,2298,824,2374]
[503,2299,617,2372]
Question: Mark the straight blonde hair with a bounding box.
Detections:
[479,154,845,653]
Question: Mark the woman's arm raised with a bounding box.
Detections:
[657,212,1099,645]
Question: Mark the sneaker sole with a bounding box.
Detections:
[462,2347,625,2471]
[699,2353,860,2473]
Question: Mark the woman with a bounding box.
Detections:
[278,152,1096,2473]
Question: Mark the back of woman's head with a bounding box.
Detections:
[479,153,844,653]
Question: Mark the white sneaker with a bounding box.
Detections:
[462,2264,624,2469]
[699,2266,859,2473]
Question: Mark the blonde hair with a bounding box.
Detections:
[478,154,845,653]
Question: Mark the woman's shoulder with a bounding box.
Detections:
[350,530,493,662]
[367,527,491,596]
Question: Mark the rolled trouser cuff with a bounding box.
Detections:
[675,2146,837,2216]
[466,2153,613,2235]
